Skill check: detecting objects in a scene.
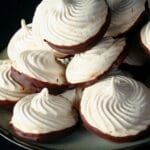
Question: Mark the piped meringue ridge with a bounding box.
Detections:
[10,88,78,142]
[105,0,147,37]
[32,0,111,55]
[80,75,150,142]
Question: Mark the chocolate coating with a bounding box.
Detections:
[0,100,17,110]
[45,8,111,55]
[10,123,78,142]
[80,112,150,143]
[11,67,70,95]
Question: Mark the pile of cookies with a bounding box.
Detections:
[0,0,150,143]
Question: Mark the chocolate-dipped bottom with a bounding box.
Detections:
[66,38,128,88]
[80,75,150,143]
[0,100,17,110]
[10,88,79,142]
[32,0,111,55]
[80,113,150,143]
[11,67,69,95]
[45,9,111,55]
[10,124,77,142]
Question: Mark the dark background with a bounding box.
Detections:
[0,0,150,150]
[0,0,41,149]
[0,0,41,50]
[0,136,25,150]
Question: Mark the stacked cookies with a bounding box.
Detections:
[1,0,150,143]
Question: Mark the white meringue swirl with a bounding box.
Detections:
[32,0,108,46]
[11,88,78,133]
[140,21,150,51]
[105,0,146,37]
[13,50,66,85]
[0,60,32,101]
[7,19,53,61]
[66,37,126,84]
[81,76,150,137]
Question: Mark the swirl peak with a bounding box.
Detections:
[81,75,150,138]
[21,19,31,34]
[32,0,109,54]
[31,88,49,114]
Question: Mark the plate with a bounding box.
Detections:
[0,49,150,150]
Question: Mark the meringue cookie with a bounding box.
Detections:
[7,19,39,60]
[105,0,146,37]
[7,19,69,59]
[140,21,150,55]
[12,50,66,85]
[66,37,126,85]
[0,60,32,101]
[32,0,109,54]
[10,88,78,134]
[107,68,132,78]
[81,75,150,139]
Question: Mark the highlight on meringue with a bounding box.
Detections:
[7,19,53,61]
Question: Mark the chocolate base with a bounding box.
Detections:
[80,112,150,143]
[45,8,111,55]
[0,100,17,110]
[10,123,78,142]
[67,42,128,88]
[11,67,70,95]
